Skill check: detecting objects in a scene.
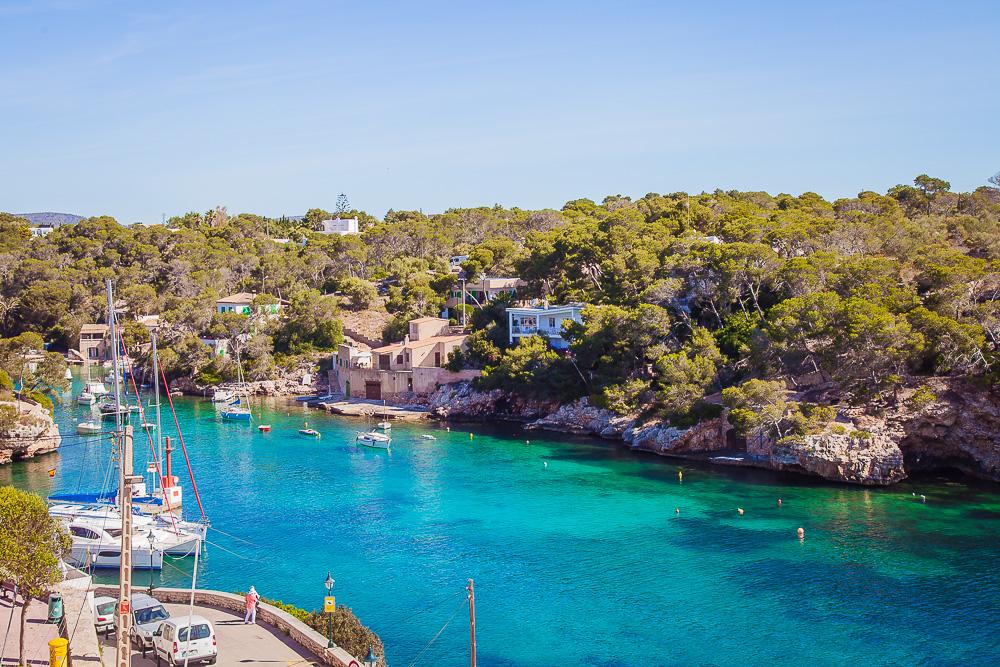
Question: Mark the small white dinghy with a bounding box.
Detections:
[419,434,437,440]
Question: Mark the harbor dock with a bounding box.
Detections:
[317,398,429,421]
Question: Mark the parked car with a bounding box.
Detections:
[153,615,217,665]
[92,595,116,637]
[113,593,169,656]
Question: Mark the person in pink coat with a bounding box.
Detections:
[244,586,260,624]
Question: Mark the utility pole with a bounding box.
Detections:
[108,279,138,667]
[467,579,476,667]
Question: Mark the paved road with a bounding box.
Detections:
[101,602,321,666]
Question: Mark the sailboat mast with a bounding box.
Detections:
[151,329,163,493]
[108,279,137,667]
[107,280,123,429]
[467,579,477,667]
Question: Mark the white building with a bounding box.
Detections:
[30,226,55,238]
[319,217,359,235]
[506,303,585,350]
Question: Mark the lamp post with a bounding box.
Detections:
[324,572,335,649]
[363,644,377,667]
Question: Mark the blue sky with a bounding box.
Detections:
[2,0,998,223]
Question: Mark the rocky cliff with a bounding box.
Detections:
[428,382,559,422]
[429,379,1000,486]
[769,431,907,485]
[0,400,61,465]
[859,377,1000,482]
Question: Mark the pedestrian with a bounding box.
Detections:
[245,586,260,624]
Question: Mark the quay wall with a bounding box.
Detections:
[93,586,364,667]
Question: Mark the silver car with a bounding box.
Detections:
[92,596,116,637]
[114,593,170,657]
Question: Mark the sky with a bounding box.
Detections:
[1,0,998,224]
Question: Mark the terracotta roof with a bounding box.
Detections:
[370,334,467,354]
[218,292,257,304]
[79,324,109,334]
[408,317,448,324]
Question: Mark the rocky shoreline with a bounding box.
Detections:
[427,379,999,486]
[0,400,61,465]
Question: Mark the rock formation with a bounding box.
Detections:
[0,400,61,465]
[428,379,1000,486]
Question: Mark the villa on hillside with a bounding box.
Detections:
[216,292,286,316]
[333,317,479,400]
[319,217,359,235]
[77,324,110,363]
[446,277,524,313]
[506,303,585,350]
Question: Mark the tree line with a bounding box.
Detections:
[1,174,997,429]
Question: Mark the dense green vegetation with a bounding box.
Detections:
[2,175,997,424]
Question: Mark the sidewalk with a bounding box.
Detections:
[0,596,58,667]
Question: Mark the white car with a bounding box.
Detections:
[92,595,116,637]
[152,615,217,665]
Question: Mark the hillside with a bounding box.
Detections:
[15,212,84,226]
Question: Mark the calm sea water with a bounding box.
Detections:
[4,374,1000,666]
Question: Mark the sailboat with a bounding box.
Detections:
[376,401,391,430]
[220,349,252,422]
[356,411,391,449]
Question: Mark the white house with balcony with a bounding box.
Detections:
[507,303,585,350]
[319,217,359,235]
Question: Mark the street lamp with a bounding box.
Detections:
[363,644,377,667]
[324,572,336,649]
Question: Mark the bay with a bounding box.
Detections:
[4,375,1000,666]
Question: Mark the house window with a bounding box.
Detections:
[396,355,403,365]
[88,347,99,359]
[407,378,413,392]
[434,351,441,367]
[548,317,556,328]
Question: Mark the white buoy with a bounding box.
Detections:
[920,494,926,502]
[543,461,548,468]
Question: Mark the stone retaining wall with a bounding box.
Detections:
[93,586,363,667]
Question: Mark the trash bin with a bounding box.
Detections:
[48,637,68,667]
[46,593,64,624]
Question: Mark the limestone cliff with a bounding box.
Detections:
[769,431,907,485]
[0,400,61,465]
[428,382,558,422]
[858,377,1000,482]
[428,379,1000,486]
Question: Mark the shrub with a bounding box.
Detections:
[907,385,937,411]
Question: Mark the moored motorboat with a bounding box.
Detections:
[76,421,103,434]
[357,430,391,450]
[298,428,321,438]
[64,520,164,570]
[258,424,271,432]
[77,391,97,405]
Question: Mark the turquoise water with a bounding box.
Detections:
[4,376,1000,666]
